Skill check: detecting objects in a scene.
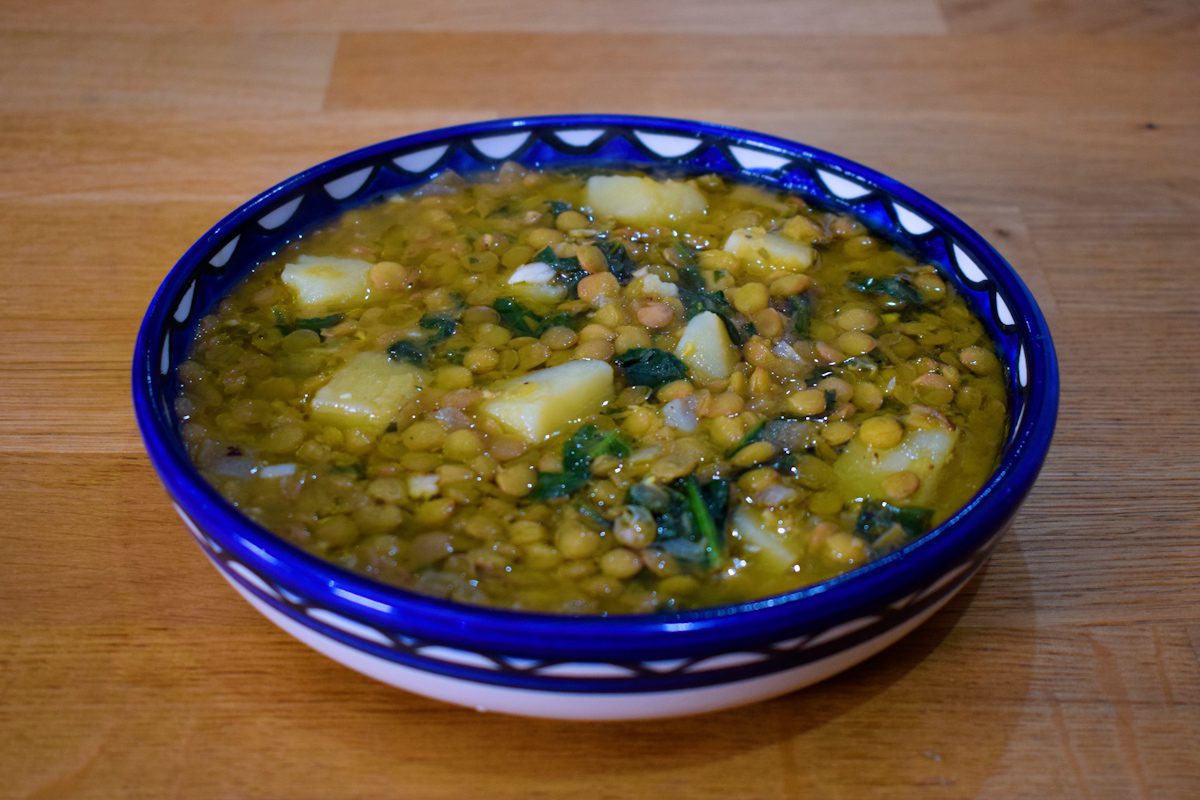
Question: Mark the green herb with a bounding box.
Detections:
[535,246,588,294]
[675,252,748,344]
[548,200,572,215]
[541,310,578,330]
[273,309,345,339]
[788,294,812,339]
[849,275,924,307]
[726,420,767,458]
[386,340,427,365]
[672,241,700,269]
[614,348,689,389]
[492,296,543,337]
[530,424,632,500]
[299,314,346,333]
[419,314,459,345]
[329,462,366,480]
[824,389,838,413]
[576,501,611,529]
[492,297,578,338]
[854,500,933,552]
[597,240,639,284]
[683,476,727,565]
[766,451,798,476]
[652,476,731,569]
[387,313,461,366]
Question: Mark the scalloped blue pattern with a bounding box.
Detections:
[135,115,1059,695]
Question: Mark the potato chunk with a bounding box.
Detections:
[723,227,815,278]
[674,311,739,380]
[585,175,707,225]
[732,505,803,571]
[835,426,959,505]
[311,351,424,434]
[281,255,371,311]
[481,360,614,442]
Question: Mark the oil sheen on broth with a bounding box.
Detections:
[177,165,1008,614]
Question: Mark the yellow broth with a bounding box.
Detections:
[177,165,1008,614]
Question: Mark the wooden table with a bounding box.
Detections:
[2,2,1197,797]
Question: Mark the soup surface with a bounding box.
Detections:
[178,165,1007,613]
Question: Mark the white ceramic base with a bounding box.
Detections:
[217,567,966,720]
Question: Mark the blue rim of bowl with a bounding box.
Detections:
[133,114,1059,662]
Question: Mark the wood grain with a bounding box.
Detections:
[0,32,338,112]
[326,32,1200,119]
[0,1,948,35]
[1,2,1197,798]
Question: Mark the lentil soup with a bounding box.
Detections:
[177,165,1008,614]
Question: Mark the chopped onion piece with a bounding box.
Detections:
[256,463,298,479]
[664,397,699,432]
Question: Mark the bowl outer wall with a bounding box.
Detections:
[133,114,1059,663]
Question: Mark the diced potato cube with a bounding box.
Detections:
[723,227,815,278]
[732,505,803,571]
[675,311,739,380]
[311,351,424,434]
[585,175,707,225]
[835,426,959,505]
[481,359,614,442]
[281,255,371,311]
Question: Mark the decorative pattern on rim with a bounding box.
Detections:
[178,504,997,691]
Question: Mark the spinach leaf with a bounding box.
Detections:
[683,476,729,565]
[541,310,578,331]
[653,476,731,568]
[419,314,459,346]
[671,240,700,269]
[848,275,924,308]
[329,461,366,480]
[614,348,689,389]
[387,312,462,365]
[823,389,838,414]
[547,200,572,215]
[492,297,579,338]
[597,240,639,285]
[726,420,767,458]
[273,309,345,339]
[787,294,812,339]
[386,340,428,365]
[492,296,543,337]
[854,500,933,551]
[292,313,344,333]
[530,424,632,501]
[678,264,736,320]
[535,246,588,294]
[576,501,612,529]
[675,252,748,344]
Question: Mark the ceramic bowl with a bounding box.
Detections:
[133,115,1058,720]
